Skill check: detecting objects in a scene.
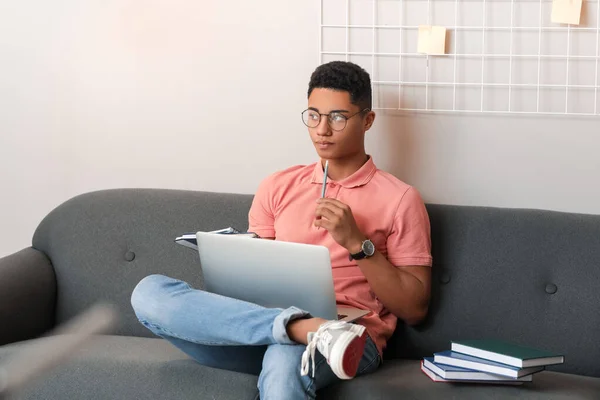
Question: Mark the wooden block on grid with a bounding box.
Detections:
[551,0,582,25]
[417,25,447,55]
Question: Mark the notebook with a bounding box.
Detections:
[451,339,564,368]
[433,350,544,378]
[422,357,533,382]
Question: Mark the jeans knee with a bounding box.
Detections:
[130,274,170,320]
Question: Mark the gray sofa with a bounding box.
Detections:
[1,188,599,399]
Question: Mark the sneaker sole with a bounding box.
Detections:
[329,330,367,380]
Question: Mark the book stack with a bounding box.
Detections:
[421,339,564,384]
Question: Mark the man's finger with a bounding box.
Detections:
[317,202,346,217]
[314,217,334,231]
[319,198,349,213]
[315,206,339,221]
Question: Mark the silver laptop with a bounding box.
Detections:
[0,304,116,398]
[195,232,370,322]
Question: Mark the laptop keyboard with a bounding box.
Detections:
[337,313,348,320]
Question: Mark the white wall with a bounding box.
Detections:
[1,0,599,257]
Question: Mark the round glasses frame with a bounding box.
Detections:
[301,108,370,131]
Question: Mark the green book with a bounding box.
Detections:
[451,339,564,368]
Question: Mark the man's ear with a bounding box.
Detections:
[364,110,376,131]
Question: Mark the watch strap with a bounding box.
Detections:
[349,249,367,261]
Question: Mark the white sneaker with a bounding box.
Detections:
[300,320,367,380]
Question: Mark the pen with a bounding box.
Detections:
[321,160,329,198]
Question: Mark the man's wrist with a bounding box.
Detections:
[346,235,367,254]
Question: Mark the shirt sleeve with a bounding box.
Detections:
[248,174,276,239]
[386,187,433,267]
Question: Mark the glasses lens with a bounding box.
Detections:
[302,110,320,128]
[328,113,347,131]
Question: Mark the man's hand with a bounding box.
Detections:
[314,198,366,252]
[315,199,431,324]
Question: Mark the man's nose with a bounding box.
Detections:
[316,116,332,136]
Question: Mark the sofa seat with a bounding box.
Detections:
[1,335,259,400]
[321,359,600,400]
[3,335,599,400]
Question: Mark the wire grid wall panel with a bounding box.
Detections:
[319,0,600,116]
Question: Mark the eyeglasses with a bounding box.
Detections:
[301,108,370,131]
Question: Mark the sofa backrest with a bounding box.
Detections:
[32,189,600,377]
[33,189,254,337]
[387,204,600,378]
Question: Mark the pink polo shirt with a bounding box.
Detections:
[248,157,432,355]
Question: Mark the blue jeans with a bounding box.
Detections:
[130,274,381,400]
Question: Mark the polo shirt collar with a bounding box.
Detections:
[310,156,377,188]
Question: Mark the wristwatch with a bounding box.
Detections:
[349,239,375,261]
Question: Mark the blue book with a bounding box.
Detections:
[423,357,532,382]
[421,361,525,385]
[433,351,544,378]
[175,227,258,251]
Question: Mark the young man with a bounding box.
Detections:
[130,61,432,399]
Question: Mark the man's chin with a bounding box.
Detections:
[314,146,336,159]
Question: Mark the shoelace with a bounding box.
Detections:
[300,320,349,377]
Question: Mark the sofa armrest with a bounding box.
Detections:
[0,247,57,346]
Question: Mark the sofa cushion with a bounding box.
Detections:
[321,359,600,400]
[31,189,254,338]
[0,335,260,400]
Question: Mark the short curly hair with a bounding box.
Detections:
[307,61,372,110]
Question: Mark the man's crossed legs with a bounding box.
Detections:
[130,274,380,400]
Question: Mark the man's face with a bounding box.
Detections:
[306,88,374,161]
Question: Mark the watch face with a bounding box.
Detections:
[363,240,375,256]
